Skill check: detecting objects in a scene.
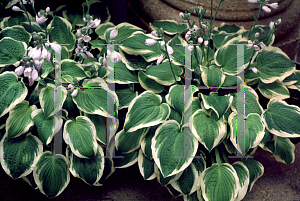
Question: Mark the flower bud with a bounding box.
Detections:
[71,88,78,97]
[166,45,173,55]
[262,6,271,13]
[12,6,24,12]
[188,45,194,52]
[159,40,165,46]
[194,6,200,14]
[110,29,118,39]
[198,37,203,44]
[46,7,50,13]
[31,68,39,81]
[268,3,278,9]
[179,12,184,19]
[254,45,260,51]
[255,32,259,38]
[15,66,25,76]
[77,29,81,37]
[252,67,258,74]
[204,40,209,46]
[86,51,94,58]
[157,54,164,65]
[269,21,275,29]
[24,67,32,77]
[151,31,158,37]
[278,18,281,24]
[145,39,157,46]
[34,82,39,95]
[259,27,265,35]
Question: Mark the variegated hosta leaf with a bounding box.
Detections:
[95,22,115,40]
[33,151,70,199]
[231,85,263,116]
[191,97,201,115]
[232,161,250,201]
[145,60,183,86]
[118,48,150,71]
[250,46,295,84]
[137,149,156,180]
[83,113,118,146]
[63,116,98,158]
[113,148,138,168]
[258,80,290,100]
[0,13,32,29]
[0,113,8,129]
[199,163,240,201]
[115,127,149,154]
[98,157,115,185]
[189,109,227,152]
[152,120,198,177]
[31,109,63,145]
[169,107,182,124]
[124,91,170,132]
[154,162,183,186]
[258,128,274,149]
[138,70,164,93]
[39,83,67,118]
[166,85,198,115]
[150,20,188,35]
[0,72,28,117]
[287,70,300,91]
[262,99,300,137]
[0,37,27,67]
[6,100,36,138]
[0,133,43,179]
[115,87,138,110]
[200,92,233,119]
[184,191,204,201]
[165,183,183,198]
[0,25,31,45]
[191,149,206,176]
[241,158,264,193]
[140,125,158,160]
[72,77,119,118]
[221,75,243,87]
[171,163,199,195]
[107,59,139,84]
[228,112,265,154]
[61,59,90,83]
[66,145,105,186]
[200,65,226,87]
[282,71,298,86]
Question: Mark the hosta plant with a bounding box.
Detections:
[0,0,300,200]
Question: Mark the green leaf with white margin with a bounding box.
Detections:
[137,149,156,180]
[89,39,106,53]
[0,113,8,130]
[232,161,250,201]
[107,59,139,84]
[0,72,28,117]
[0,25,31,45]
[118,48,150,71]
[47,16,76,51]
[61,59,89,82]
[145,60,183,85]
[200,92,233,119]
[150,20,188,35]
[199,163,240,201]
[184,191,204,201]
[250,46,296,84]
[0,133,43,179]
[230,86,263,116]
[31,109,63,146]
[63,116,98,158]
[221,75,243,87]
[214,37,255,75]
[115,127,149,154]
[140,125,158,160]
[83,112,118,146]
[119,31,162,62]
[241,158,264,193]
[271,136,295,165]
[214,23,245,34]
[282,71,298,86]
[262,98,300,137]
[66,145,105,186]
[228,112,265,154]
[40,59,54,79]
[287,70,300,91]
[152,120,198,177]
[95,22,115,40]
[169,107,182,124]
[21,22,43,33]
[258,128,274,149]
[0,13,32,29]
[191,97,201,115]
[6,100,36,138]
[39,83,67,118]
[189,109,227,152]
[138,70,164,93]
[258,80,290,100]
[33,151,70,199]
[166,85,198,115]
[0,37,27,67]
[242,25,275,46]
[171,163,199,195]
[200,65,226,87]
[98,156,115,185]
[104,22,145,44]
[154,162,183,186]
[72,77,119,118]
[124,91,170,132]
[115,87,138,110]
[113,148,138,168]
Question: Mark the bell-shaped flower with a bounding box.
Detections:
[34,59,44,71]
[145,39,157,46]
[31,68,39,81]
[83,35,91,42]
[71,88,78,97]
[167,45,173,55]
[204,40,209,46]
[255,32,260,38]
[198,37,203,44]
[15,66,25,76]
[68,84,75,91]
[77,29,81,37]
[157,54,164,65]
[151,31,158,37]
[252,67,258,74]
[110,29,118,39]
[262,6,271,13]
[46,7,50,13]
[201,22,207,29]
[269,21,275,29]
[254,45,260,51]
[92,19,101,28]
[103,55,108,68]
[12,6,24,12]
[185,31,191,41]
[28,47,42,60]
[247,40,253,49]
[86,51,94,58]
[159,40,165,46]
[24,67,32,77]
[247,0,257,3]
[188,45,194,52]
[34,82,39,95]
[179,12,184,19]
[259,42,266,50]
[46,35,61,53]
[80,53,87,59]
[36,15,48,24]
[42,46,51,62]
[268,3,278,9]
[78,38,83,43]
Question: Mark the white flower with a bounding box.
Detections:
[92,19,101,28]
[68,84,74,90]
[86,51,94,58]
[46,7,50,13]
[80,53,87,59]
[145,39,157,46]
[204,40,209,46]
[268,3,278,9]
[151,31,158,37]
[78,38,83,43]
[185,31,191,41]
[179,12,184,19]
[183,20,188,23]
[255,32,260,38]
[269,21,275,29]
[110,29,118,39]
[201,22,207,29]
[15,66,25,75]
[75,47,80,54]
[24,68,32,77]
[83,35,91,42]
[28,47,42,60]
[252,67,258,74]
[34,59,44,71]
[41,46,51,62]
[113,52,122,63]
[259,42,266,50]
[12,6,24,12]
[157,54,164,65]
[86,20,95,29]
[36,15,48,24]
[34,82,39,95]
[247,0,257,3]
[46,35,61,53]
[262,6,271,13]
[198,37,203,44]
[103,55,107,68]
[159,41,165,46]
[71,88,78,97]
[188,45,194,52]
[247,40,253,49]
[31,68,38,81]
[167,45,173,55]
[253,45,260,51]
[278,18,281,24]
[77,29,81,37]
[193,25,200,31]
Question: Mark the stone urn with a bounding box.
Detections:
[128,0,300,61]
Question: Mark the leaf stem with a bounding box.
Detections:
[163,39,177,84]
[214,146,222,165]
[207,0,223,39]
[248,4,262,39]
[210,150,215,165]
[220,143,229,163]
[20,2,33,33]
